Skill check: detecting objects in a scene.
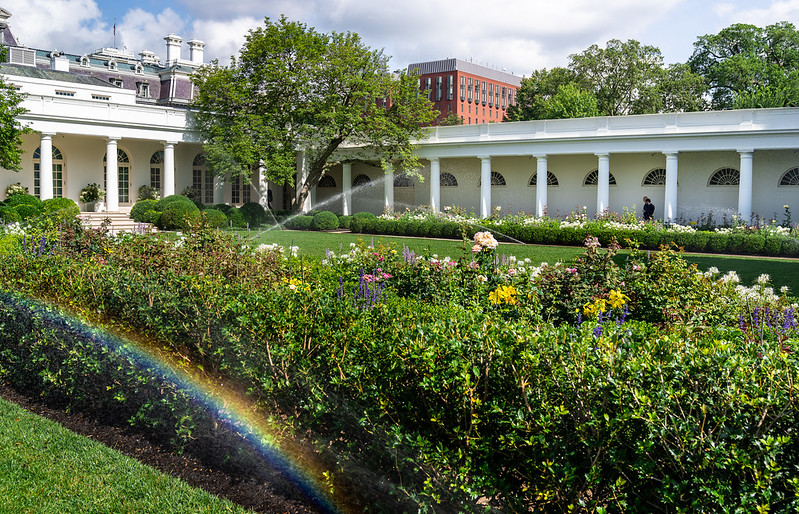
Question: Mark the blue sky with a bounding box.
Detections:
[6,0,799,75]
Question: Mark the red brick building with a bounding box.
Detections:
[407,58,522,125]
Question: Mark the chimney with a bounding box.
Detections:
[187,39,205,65]
[50,50,69,72]
[139,50,160,65]
[164,34,182,64]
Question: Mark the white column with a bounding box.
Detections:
[163,142,176,197]
[664,152,679,222]
[39,133,55,200]
[257,161,269,208]
[106,138,119,211]
[342,162,352,215]
[738,150,754,222]
[213,174,225,204]
[596,153,610,216]
[384,169,394,213]
[535,154,547,217]
[480,156,491,218]
[429,158,440,213]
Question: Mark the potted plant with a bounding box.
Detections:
[79,183,106,212]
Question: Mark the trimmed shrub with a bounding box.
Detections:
[285,215,313,230]
[142,210,161,225]
[0,207,21,223]
[41,198,80,225]
[155,194,196,212]
[13,204,40,221]
[687,231,710,252]
[156,201,200,230]
[338,215,352,230]
[6,194,42,211]
[311,211,339,231]
[239,202,266,227]
[763,236,784,256]
[741,234,765,255]
[225,207,247,228]
[350,212,375,233]
[706,233,729,253]
[202,209,228,228]
[130,199,158,222]
[781,237,799,257]
[726,233,747,254]
[211,203,233,214]
[639,230,662,250]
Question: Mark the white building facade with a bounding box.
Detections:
[2,8,798,222]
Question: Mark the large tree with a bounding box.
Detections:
[192,17,436,211]
[508,40,706,121]
[689,21,799,109]
[0,73,29,171]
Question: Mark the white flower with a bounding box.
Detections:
[781,286,789,294]
[719,271,740,284]
[756,273,770,286]
[476,274,487,283]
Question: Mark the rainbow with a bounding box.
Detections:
[0,292,341,513]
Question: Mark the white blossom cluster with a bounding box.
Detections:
[667,223,696,233]
[255,243,299,258]
[0,222,25,236]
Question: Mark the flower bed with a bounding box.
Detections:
[0,223,798,511]
[343,207,799,257]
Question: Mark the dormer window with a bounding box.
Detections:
[108,59,117,71]
[109,78,123,88]
[80,55,90,67]
[135,62,143,74]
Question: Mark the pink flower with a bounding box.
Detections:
[472,244,482,253]
[468,261,480,270]
[566,267,578,274]
[633,265,641,271]
[508,268,516,275]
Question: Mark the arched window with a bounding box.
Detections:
[584,169,617,186]
[103,148,131,203]
[779,167,799,186]
[33,145,65,198]
[529,171,559,187]
[708,167,739,186]
[318,175,337,187]
[642,168,667,186]
[478,171,507,186]
[191,153,212,204]
[80,55,89,67]
[393,173,414,188]
[108,59,117,71]
[352,174,372,187]
[440,172,458,187]
[150,151,163,193]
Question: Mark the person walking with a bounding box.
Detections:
[642,196,655,221]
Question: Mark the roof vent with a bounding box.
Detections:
[8,46,35,66]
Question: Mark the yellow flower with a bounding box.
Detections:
[283,277,310,292]
[489,284,518,305]
[608,289,629,310]
[582,298,607,318]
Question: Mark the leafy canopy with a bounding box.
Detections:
[0,73,30,171]
[689,21,799,109]
[191,17,436,211]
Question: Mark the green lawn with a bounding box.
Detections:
[0,397,248,514]
[243,228,799,294]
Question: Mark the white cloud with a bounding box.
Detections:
[4,0,108,51]
[714,0,799,25]
[191,17,261,64]
[117,8,186,58]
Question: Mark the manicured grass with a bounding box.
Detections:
[245,228,799,294]
[0,398,247,514]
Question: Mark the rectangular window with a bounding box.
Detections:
[92,94,110,101]
[34,163,41,198]
[232,175,241,204]
[495,89,500,108]
[118,166,130,204]
[481,82,487,104]
[435,76,442,101]
[460,76,466,101]
[425,77,432,99]
[193,169,202,193]
[488,84,493,107]
[109,78,123,88]
[467,78,473,102]
[501,87,507,109]
[446,75,454,101]
[204,171,214,204]
[150,166,161,191]
[474,80,480,104]
[55,90,76,97]
[53,164,63,198]
[137,82,149,98]
[243,178,251,203]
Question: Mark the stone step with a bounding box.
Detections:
[77,212,157,234]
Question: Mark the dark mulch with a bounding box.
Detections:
[0,383,325,513]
